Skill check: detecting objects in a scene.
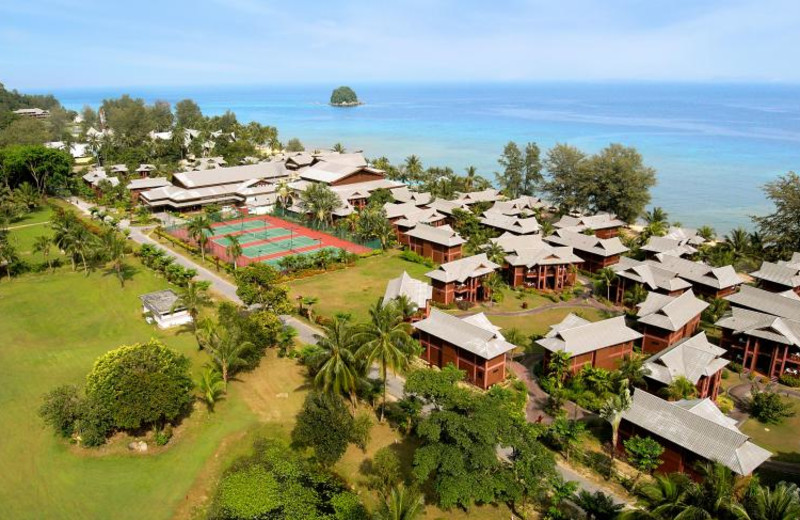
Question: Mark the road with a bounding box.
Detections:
[67,197,629,504]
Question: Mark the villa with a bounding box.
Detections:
[611,257,692,305]
[384,202,447,243]
[553,212,626,238]
[545,230,629,272]
[641,227,706,259]
[13,107,49,118]
[635,290,709,354]
[425,253,500,305]
[479,211,541,235]
[750,254,800,296]
[126,177,171,202]
[643,332,729,400]
[496,234,583,290]
[390,186,433,206]
[454,188,504,205]
[135,163,157,177]
[139,290,193,329]
[619,390,770,479]
[403,224,465,263]
[648,255,741,299]
[486,195,549,216]
[716,285,800,379]
[382,272,433,321]
[413,309,515,389]
[537,314,642,375]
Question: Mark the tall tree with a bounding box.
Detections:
[496,141,524,198]
[355,298,415,422]
[175,280,213,337]
[174,99,203,128]
[374,485,425,520]
[224,233,242,270]
[32,234,53,271]
[312,316,361,410]
[300,182,342,226]
[589,144,657,223]
[753,172,800,258]
[543,143,590,213]
[599,381,632,459]
[235,263,292,313]
[523,142,543,195]
[198,323,253,386]
[186,215,212,262]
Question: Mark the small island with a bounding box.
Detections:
[329,86,362,107]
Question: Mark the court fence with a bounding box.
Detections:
[271,207,381,250]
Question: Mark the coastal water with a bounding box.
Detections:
[53,82,800,232]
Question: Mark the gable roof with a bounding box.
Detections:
[554,212,626,231]
[126,177,171,191]
[139,289,183,315]
[454,188,503,204]
[298,161,383,185]
[644,332,728,385]
[545,230,629,257]
[383,272,433,309]
[405,224,465,247]
[174,162,288,188]
[390,186,432,206]
[636,290,709,331]
[480,212,541,235]
[504,238,584,268]
[413,308,515,359]
[425,253,499,283]
[612,257,693,293]
[642,236,698,257]
[650,255,742,291]
[725,284,800,320]
[425,198,469,215]
[750,261,800,289]
[716,306,800,347]
[537,315,642,357]
[622,390,771,475]
[488,196,548,215]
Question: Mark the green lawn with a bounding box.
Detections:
[0,264,264,520]
[287,250,432,319]
[485,306,608,338]
[740,395,800,463]
[7,205,55,263]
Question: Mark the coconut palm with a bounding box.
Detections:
[596,267,617,302]
[724,227,752,262]
[677,462,750,520]
[463,165,479,192]
[599,381,632,460]
[697,225,716,241]
[546,350,572,388]
[661,376,697,401]
[32,235,53,271]
[483,240,507,265]
[355,298,416,422]
[402,155,423,184]
[0,233,18,281]
[373,485,425,520]
[332,142,346,153]
[618,354,650,388]
[644,207,669,226]
[225,234,243,270]
[186,215,213,262]
[312,316,361,410]
[196,367,226,412]
[624,284,649,308]
[14,182,40,210]
[102,229,128,287]
[574,490,625,520]
[199,324,253,387]
[620,473,693,519]
[300,182,341,227]
[275,180,292,209]
[391,294,418,322]
[175,280,213,337]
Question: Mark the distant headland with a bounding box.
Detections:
[329,86,362,107]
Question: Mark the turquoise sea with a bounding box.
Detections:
[53,82,800,232]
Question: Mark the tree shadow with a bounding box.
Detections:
[101,263,139,286]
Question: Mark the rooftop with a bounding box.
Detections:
[644,332,728,385]
[545,230,629,257]
[425,253,500,284]
[537,314,642,357]
[636,289,709,332]
[413,308,516,360]
[404,224,465,247]
[139,290,183,315]
[383,272,433,310]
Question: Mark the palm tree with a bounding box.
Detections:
[175,280,213,337]
[678,462,750,520]
[313,316,361,410]
[618,354,650,388]
[0,234,18,281]
[599,381,632,460]
[596,267,617,302]
[225,234,243,270]
[661,376,697,401]
[483,240,506,265]
[624,284,649,308]
[14,182,40,210]
[463,165,479,192]
[102,230,127,287]
[483,272,506,306]
[332,142,346,153]
[697,225,716,241]
[68,225,96,274]
[299,295,319,321]
[32,235,53,271]
[186,215,213,262]
[300,183,341,227]
[200,324,253,387]
[275,180,292,209]
[546,350,572,389]
[724,227,752,263]
[402,155,423,184]
[391,294,418,322]
[744,482,800,520]
[373,485,425,520]
[196,367,226,413]
[574,490,624,520]
[356,298,416,422]
[277,325,299,357]
[621,473,693,519]
[644,207,669,226]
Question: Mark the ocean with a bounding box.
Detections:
[52,82,800,232]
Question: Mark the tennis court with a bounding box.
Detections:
[170,214,372,268]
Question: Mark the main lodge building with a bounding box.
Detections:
[425,254,500,305]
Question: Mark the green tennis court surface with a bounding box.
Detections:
[241,235,320,258]
[212,227,290,247]
[206,219,268,236]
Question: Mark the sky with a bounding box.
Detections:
[2,0,800,90]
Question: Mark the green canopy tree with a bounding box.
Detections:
[496,141,524,198]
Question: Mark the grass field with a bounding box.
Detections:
[485,306,609,337]
[740,394,800,463]
[7,205,55,263]
[0,264,264,520]
[288,250,432,319]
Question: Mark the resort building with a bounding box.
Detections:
[384,202,447,243]
[497,234,583,290]
[425,253,500,305]
[135,163,157,177]
[127,177,171,202]
[635,290,709,354]
[619,390,771,479]
[641,227,706,259]
[716,285,800,379]
[454,188,504,205]
[611,257,693,305]
[139,290,193,329]
[643,332,729,400]
[404,224,465,264]
[480,211,541,235]
[537,314,642,375]
[487,196,549,216]
[413,309,515,389]
[424,199,470,224]
[750,255,800,296]
[13,107,49,118]
[298,161,387,188]
[649,255,742,299]
[390,186,433,206]
[545,230,629,273]
[553,212,626,238]
[382,272,433,321]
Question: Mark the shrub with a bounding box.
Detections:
[155,424,173,446]
[721,370,730,380]
[399,248,435,268]
[749,389,795,425]
[728,362,743,374]
[779,374,800,388]
[291,392,354,467]
[85,340,194,432]
[623,435,664,476]
[75,396,113,447]
[351,411,373,451]
[39,385,82,438]
[716,395,735,414]
[368,446,402,493]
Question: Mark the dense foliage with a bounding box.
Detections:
[234,263,292,313]
[749,388,795,424]
[330,86,359,105]
[291,391,356,467]
[0,145,73,194]
[752,171,800,259]
[208,438,367,520]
